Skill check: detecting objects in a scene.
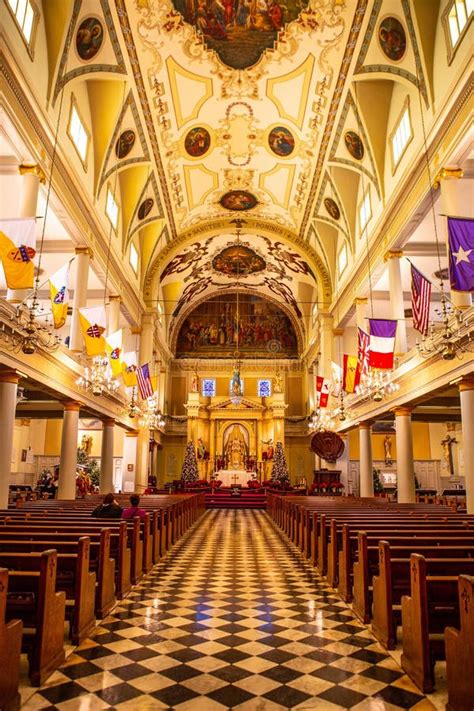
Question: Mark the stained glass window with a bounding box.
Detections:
[258,379,272,397]
[202,378,216,397]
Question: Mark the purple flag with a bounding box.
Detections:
[448,217,474,291]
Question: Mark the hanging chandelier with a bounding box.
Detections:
[355,368,400,402]
[76,356,120,397]
[138,397,166,430]
[127,386,141,418]
[416,288,474,360]
[1,301,61,355]
[308,407,336,432]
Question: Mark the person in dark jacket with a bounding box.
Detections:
[122,494,147,520]
[91,493,123,518]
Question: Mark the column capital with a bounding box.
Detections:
[109,294,121,303]
[75,245,93,258]
[332,328,344,337]
[354,296,368,305]
[125,430,139,438]
[393,406,414,417]
[0,370,21,384]
[433,166,463,189]
[131,327,141,335]
[62,400,81,412]
[458,375,474,393]
[359,421,373,430]
[18,163,46,184]
[102,417,116,427]
[384,250,404,262]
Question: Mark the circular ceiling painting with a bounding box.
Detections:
[212,245,266,276]
[344,130,364,160]
[220,190,258,211]
[324,198,340,220]
[268,126,295,157]
[115,130,136,159]
[184,127,211,157]
[379,17,406,61]
[76,17,104,61]
[138,198,154,220]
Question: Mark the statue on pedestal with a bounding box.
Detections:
[384,435,393,465]
[225,425,246,470]
[191,370,199,393]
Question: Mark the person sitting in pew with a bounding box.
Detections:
[122,494,146,520]
[91,493,122,518]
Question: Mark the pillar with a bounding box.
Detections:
[100,418,115,494]
[7,164,45,303]
[332,328,344,366]
[58,401,81,499]
[359,422,374,497]
[209,419,216,463]
[122,431,138,492]
[394,406,416,503]
[459,376,474,514]
[107,295,121,335]
[0,372,19,508]
[257,419,263,461]
[69,247,92,352]
[437,167,472,309]
[385,250,407,354]
[354,297,368,330]
[135,429,150,492]
[139,310,155,365]
[318,312,333,380]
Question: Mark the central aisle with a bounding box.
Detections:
[24,510,435,710]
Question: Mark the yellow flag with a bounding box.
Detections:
[343,354,360,394]
[78,306,106,356]
[0,218,36,289]
[106,329,123,376]
[48,264,69,329]
[122,351,138,387]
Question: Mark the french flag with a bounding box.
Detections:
[368,319,397,369]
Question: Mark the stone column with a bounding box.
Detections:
[139,311,155,365]
[459,375,474,514]
[354,297,368,330]
[332,328,344,366]
[257,419,263,461]
[0,371,19,508]
[437,167,472,308]
[100,418,115,494]
[385,250,407,354]
[135,429,150,492]
[107,295,121,335]
[318,312,333,380]
[69,247,92,352]
[209,419,216,464]
[359,422,374,497]
[394,406,416,503]
[58,401,81,499]
[7,164,45,303]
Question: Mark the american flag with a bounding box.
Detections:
[357,328,370,375]
[411,264,431,336]
[137,362,154,400]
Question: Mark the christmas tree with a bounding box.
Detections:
[181,441,199,483]
[270,442,290,488]
[77,447,100,488]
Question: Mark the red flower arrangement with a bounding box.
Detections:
[247,480,260,489]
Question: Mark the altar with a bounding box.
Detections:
[216,470,249,487]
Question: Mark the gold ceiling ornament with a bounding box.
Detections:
[18,164,46,184]
[432,167,463,189]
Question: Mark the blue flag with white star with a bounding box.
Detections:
[448,217,474,291]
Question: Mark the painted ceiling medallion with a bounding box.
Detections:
[268,126,295,157]
[220,190,258,211]
[170,0,310,70]
[212,245,266,276]
[184,127,211,157]
[344,130,364,160]
[76,17,104,61]
[324,198,340,220]
[138,198,154,220]
[115,130,136,159]
[378,17,406,62]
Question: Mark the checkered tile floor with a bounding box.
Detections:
[21,510,437,710]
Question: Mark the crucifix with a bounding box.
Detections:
[441,434,458,478]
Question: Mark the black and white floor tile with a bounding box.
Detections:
[21,510,438,710]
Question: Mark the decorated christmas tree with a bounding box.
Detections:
[270,442,290,488]
[181,441,199,483]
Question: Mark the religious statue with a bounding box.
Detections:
[191,370,199,393]
[441,433,458,478]
[383,435,393,465]
[197,437,208,460]
[225,425,246,470]
[274,371,283,393]
[80,434,93,456]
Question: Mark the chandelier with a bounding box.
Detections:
[417,289,474,361]
[1,301,61,355]
[138,397,166,430]
[355,369,400,402]
[127,386,141,419]
[76,356,120,397]
[308,407,336,432]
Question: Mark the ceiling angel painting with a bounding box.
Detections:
[171,0,310,69]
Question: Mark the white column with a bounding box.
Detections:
[69,247,92,352]
[7,164,45,303]
[100,418,115,493]
[359,422,374,497]
[135,429,150,493]
[0,372,19,508]
[354,297,368,330]
[459,376,474,514]
[107,295,121,335]
[332,328,344,366]
[58,401,80,499]
[318,312,333,380]
[385,251,407,354]
[438,170,472,308]
[394,406,416,503]
[139,311,155,365]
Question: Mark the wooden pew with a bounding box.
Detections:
[6,549,66,686]
[0,568,22,711]
[445,575,474,711]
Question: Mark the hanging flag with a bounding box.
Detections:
[410,263,431,336]
[448,217,474,291]
[331,361,343,396]
[137,362,154,399]
[369,319,397,369]
[105,329,123,376]
[122,351,138,387]
[343,354,360,393]
[316,376,331,408]
[0,217,36,289]
[78,306,107,356]
[357,328,370,375]
[48,263,69,329]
